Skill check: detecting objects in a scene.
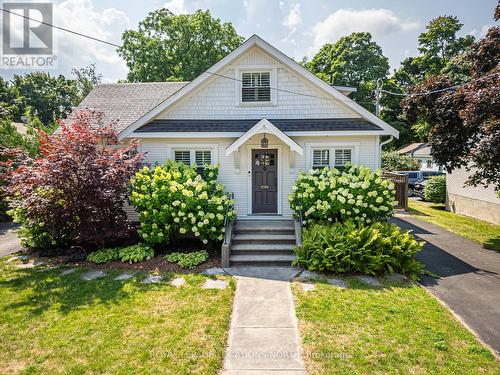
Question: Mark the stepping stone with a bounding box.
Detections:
[7,255,30,262]
[202,279,228,289]
[202,267,225,276]
[170,277,185,288]
[142,275,163,284]
[16,261,35,269]
[114,273,134,281]
[297,270,324,281]
[60,269,75,276]
[299,282,316,292]
[357,275,382,287]
[81,270,106,281]
[327,278,348,289]
[386,273,408,283]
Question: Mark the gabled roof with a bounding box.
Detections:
[74,82,187,133]
[413,145,432,157]
[118,35,399,139]
[226,119,303,156]
[136,118,382,133]
[397,143,426,155]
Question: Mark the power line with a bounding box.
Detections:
[1,8,122,48]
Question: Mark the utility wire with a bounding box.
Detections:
[1,8,122,48]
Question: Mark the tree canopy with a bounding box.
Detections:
[119,9,244,82]
[307,32,389,112]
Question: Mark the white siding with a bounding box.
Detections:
[133,134,379,219]
[154,46,360,121]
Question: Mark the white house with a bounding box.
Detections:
[397,143,442,171]
[77,35,399,220]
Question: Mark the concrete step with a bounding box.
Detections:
[235,220,294,231]
[234,226,295,235]
[233,234,296,244]
[229,253,296,267]
[231,243,295,255]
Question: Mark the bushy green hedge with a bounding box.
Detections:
[288,165,397,225]
[424,175,446,203]
[165,250,209,269]
[381,150,419,171]
[129,162,235,246]
[294,222,423,277]
[87,244,154,264]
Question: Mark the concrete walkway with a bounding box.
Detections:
[393,214,500,356]
[222,267,307,375]
[0,222,22,258]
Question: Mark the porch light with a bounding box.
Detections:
[261,133,268,148]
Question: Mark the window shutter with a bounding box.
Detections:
[195,150,211,167]
[312,149,329,169]
[241,72,271,102]
[334,149,352,167]
[174,150,191,165]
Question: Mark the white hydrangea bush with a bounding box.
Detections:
[129,161,235,246]
[288,165,397,225]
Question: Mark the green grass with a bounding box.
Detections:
[408,200,500,251]
[0,259,234,375]
[293,279,499,375]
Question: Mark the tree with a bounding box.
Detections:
[2,110,144,249]
[402,25,499,190]
[307,32,389,112]
[72,64,102,105]
[381,151,419,171]
[12,72,77,126]
[0,77,24,119]
[119,9,244,82]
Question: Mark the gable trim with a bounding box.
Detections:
[225,119,303,156]
[118,35,399,140]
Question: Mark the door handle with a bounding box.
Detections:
[260,185,270,190]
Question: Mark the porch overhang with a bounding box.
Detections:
[225,118,303,156]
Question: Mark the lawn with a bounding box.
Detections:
[0,259,234,375]
[408,200,500,251]
[293,278,499,375]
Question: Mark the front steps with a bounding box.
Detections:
[229,220,297,267]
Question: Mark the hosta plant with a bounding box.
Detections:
[87,243,154,264]
[165,250,209,269]
[129,161,235,246]
[289,165,397,225]
[294,222,423,278]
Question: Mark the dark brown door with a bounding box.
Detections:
[252,149,278,214]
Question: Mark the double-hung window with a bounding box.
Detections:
[174,149,212,174]
[311,147,353,170]
[241,72,271,102]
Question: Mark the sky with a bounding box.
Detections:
[0,0,497,82]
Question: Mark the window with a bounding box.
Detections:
[174,150,191,165]
[334,149,352,169]
[312,149,330,169]
[426,160,432,168]
[174,149,212,174]
[242,72,271,102]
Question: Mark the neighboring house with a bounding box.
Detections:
[447,166,500,224]
[75,35,398,220]
[397,143,442,171]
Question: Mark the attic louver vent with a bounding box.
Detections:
[242,72,271,102]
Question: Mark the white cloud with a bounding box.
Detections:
[310,8,419,56]
[283,3,302,35]
[163,0,187,15]
[469,24,493,38]
[52,0,127,81]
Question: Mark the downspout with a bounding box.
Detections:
[379,136,394,168]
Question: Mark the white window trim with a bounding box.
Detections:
[305,142,360,170]
[169,144,218,166]
[234,66,278,106]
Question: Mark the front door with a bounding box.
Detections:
[252,149,278,214]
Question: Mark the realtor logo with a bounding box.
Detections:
[2,2,56,68]
[2,2,53,54]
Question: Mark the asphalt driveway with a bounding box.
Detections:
[393,214,500,356]
[0,222,22,258]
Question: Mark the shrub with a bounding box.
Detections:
[165,250,209,269]
[424,175,446,203]
[129,161,235,246]
[288,165,397,226]
[2,110,143,249]
[294,222,423,277]
[87,244,154,264]
[381,150,419,171]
